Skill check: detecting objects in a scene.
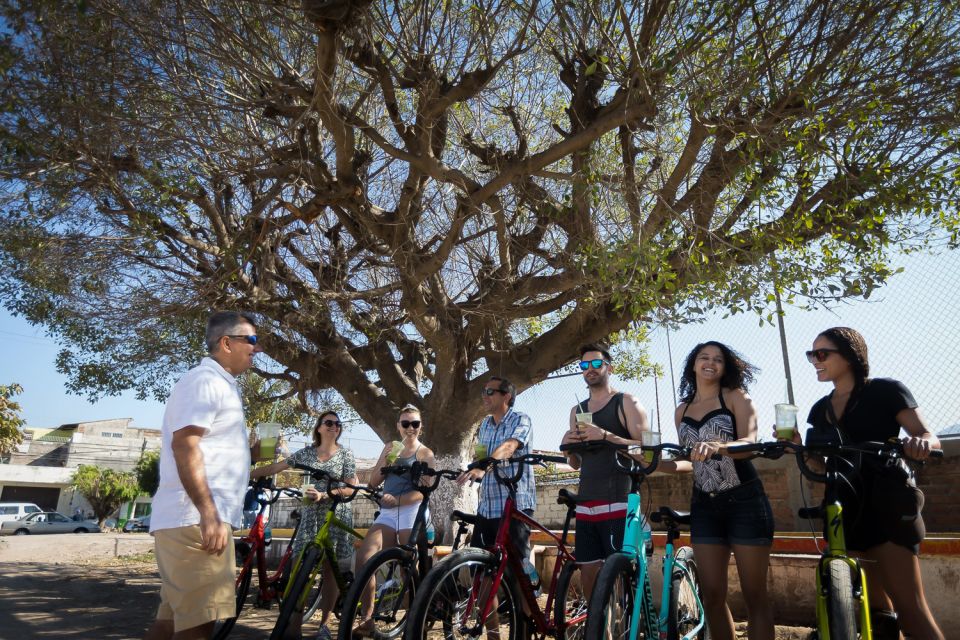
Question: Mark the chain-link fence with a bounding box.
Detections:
[520,246,960,452]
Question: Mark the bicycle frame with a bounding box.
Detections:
[237,499,300,604]
[284,504,364,610]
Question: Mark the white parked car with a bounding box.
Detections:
[0,511,102,535]
[0,502,42,525]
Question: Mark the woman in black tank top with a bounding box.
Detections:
[674,341,774,640]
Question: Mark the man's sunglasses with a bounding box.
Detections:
[400,420,421,429]
[481,388,507,396]
[579,359,609,371]
[805,348,840,363]
[226,334,258,345]
[320,419,342,428]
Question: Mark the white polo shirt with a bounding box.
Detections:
[150,357,250,532]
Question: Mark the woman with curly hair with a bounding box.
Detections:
[674,341,773,640]
[802,327,943,639]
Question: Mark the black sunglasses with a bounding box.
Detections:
[399,420,421,429]
[481,388,507,397]
[225,334,258,345]
[320,419,342,428]
[805,348,840,363]
[579,359,608,371]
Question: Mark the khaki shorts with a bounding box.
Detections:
[154,525,236,632]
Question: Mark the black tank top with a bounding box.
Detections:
[575,393,632,502]
[677,391,758,493]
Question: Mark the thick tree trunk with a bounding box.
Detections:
[428,449,479,545]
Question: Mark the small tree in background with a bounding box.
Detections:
[0,383,25,456]
[71,464,140,528]
[134,449,160,497]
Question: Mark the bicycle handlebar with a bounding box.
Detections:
[378,462,464,493]
[249,477,302,505]
[467,453,567,486]
[290,462,382,504]
[726,440,943,484]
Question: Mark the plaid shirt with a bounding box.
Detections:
[476,408,536,518]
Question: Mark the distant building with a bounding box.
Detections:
[0,418,160,518]
[938,423,960,439]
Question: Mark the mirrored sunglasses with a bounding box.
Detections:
[226,334,258,345]
[579,359,608,371]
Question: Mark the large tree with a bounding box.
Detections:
[0,383,25,456]
[1,1,958,457]
[71,464,141,528]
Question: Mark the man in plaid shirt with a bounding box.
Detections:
[458,376,536,565]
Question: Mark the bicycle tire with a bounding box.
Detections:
[338,547,417,640]
[668,547,705,640]
[271,546,323,640]
[211,562,253,640]
[554,561,587,640]
[584,552,639,640]
[826,559,858,640]
[404,547,525,640]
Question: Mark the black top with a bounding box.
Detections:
[678,390,759,492]
[806,377,918,477]
[806,377,917,443]
[575,393,632,502]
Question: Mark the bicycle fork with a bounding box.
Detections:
[817,502,873,640]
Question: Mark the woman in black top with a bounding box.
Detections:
[805,327,943,640]
[675,342,774,640]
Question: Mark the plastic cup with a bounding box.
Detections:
[386,441,403,464]
[575,412,592,426]
[301,472,314,505]
[256,422,281,460]
[474,443,488,460]
[774,403,799,440]
[642,431,661,463]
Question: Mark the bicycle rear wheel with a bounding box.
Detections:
[584,552,639,640]
[668,547,705,640]
[826,559,858,640]
[211,562,252,640]
[554,561,587,640]
[271,546,323,640]
[405,547,525,640]
[338,547,417,640]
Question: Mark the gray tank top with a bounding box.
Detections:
[382,447,420,496]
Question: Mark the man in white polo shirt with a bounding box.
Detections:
[144,311,263,640]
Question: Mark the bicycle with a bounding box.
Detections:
[584,441,707,640]
[404,452,587,640]
[337,462,468,639]
[212,477,312,640]
[727,438,943,640]
[270,464,380,640]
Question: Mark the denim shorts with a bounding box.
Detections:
[690,480,774,547]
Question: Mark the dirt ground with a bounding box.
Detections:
[0,540,814,639]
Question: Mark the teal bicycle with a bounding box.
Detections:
[581,441,707,640]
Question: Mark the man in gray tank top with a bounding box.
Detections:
[561,344,651,600]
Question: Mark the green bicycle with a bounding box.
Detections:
[728,438,942,640]
[270,464,380,640]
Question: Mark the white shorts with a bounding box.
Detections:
[373,501,427,532]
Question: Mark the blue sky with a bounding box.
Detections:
[2,247,957,459]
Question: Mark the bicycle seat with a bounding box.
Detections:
[450,510,478,526]
[556,488,580,507]
[798,506,823,519]
[649,506,691,526]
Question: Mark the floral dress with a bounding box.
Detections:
[285,445,357,559]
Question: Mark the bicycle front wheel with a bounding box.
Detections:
[405,547,525,640]
[585,552,639,640]
[302,572,324,622]
[212,561,252,640]
[826,559,858,640]
[271,546,323,640]
[668,547,705,640]
[554,561,587,640]
[338,547,417,640]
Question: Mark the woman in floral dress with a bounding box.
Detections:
[252,410,358,640]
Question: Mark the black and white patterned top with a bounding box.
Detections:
[677,391,758,493]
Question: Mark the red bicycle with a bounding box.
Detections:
[404,452,586,640]
[212,477,315,639]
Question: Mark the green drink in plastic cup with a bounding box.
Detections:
[642,431,661,463]
[386,441,403,464]
[774,403,799,440]
[301,473,314,505]
[474,443,488,460]
[256,422,281,460]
